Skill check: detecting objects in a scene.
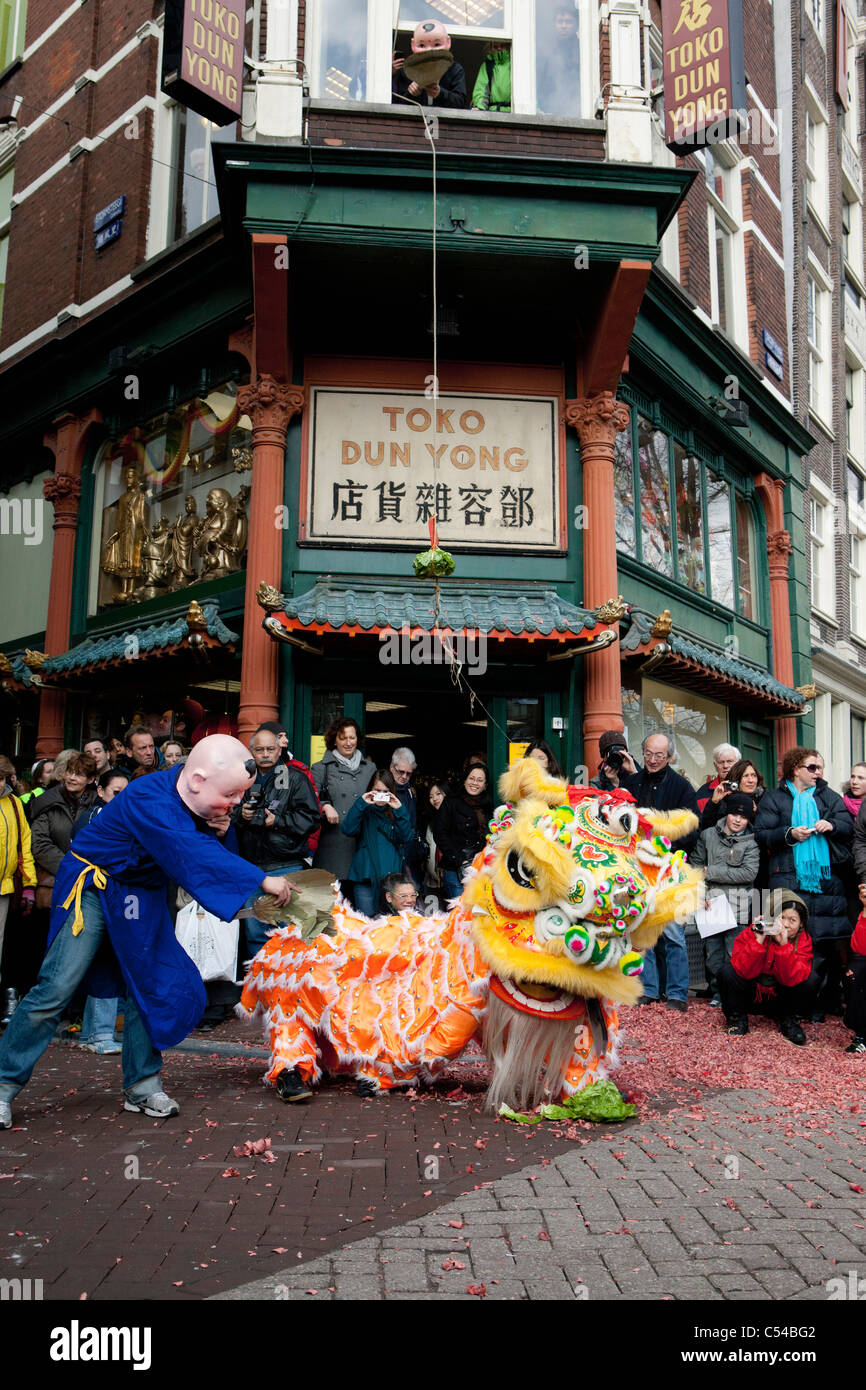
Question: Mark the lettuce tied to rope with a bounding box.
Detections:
[413,546,456,579]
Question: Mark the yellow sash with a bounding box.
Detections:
[61,852,109,936]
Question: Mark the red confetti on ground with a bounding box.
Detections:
[615,1003,864,1138]
[466,1283,487,1298]
[441,1258,466,1271]
[448,1220,464,1228]
[538,1231,551,1241]
[851,1184,864,1194]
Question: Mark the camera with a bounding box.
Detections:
[752,917,780,935]
[246,788,264,813]
[604,746,627,772]
[372,791,391,804]
[725,780,739,792]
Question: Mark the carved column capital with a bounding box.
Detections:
[767,528,793,578]
[238,376,305,449]
[44,473,82,529]
[563,393,630,450]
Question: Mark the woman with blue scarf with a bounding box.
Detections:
[755,747,854,1021]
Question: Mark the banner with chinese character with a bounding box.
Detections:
[304,389,563,552]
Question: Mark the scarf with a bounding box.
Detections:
[786,779,831,893]
[463,791,490,840]
[331,748,363,773]
[844,793,862,820]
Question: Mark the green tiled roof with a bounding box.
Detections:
[41,602,238,676]
[621,610,805,709]
[280,579,605,638]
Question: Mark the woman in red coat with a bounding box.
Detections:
[718,890,819,1044]
[844,884,866,1054]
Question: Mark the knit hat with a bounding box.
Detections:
[723,792,754,820]
[598,731,628,755]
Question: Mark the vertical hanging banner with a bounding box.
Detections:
[661,0,748,151]
[161,0,246,127]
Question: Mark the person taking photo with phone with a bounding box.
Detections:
[341,770,413,918]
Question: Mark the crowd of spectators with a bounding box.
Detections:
[1,712,864,1060]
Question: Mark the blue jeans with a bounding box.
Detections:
[243,863,305,958]
[442,870,464,902]
[353,882,380,918]
[640,921,690,1002]
[0,890,163,1102]
[80,995,120,1043]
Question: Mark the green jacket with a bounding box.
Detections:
[472,49,512,112]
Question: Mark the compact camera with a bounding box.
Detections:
[724,780,739,792]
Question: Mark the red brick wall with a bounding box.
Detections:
[309,109,604,161]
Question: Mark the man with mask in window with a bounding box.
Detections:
[392,20,468,109]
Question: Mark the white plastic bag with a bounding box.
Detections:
[175,899,239,982]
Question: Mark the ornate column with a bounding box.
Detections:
[565,392,630,776]
[755,474,797,761]
[236,375,304,744]
[36,410,101,755]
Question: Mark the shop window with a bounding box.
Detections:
[637,415,673,578]
[639,676,729,791]
[735,494,757,622]
[613,421,636,558]
[706,471,733,611]
[0,0,26,70]
[673,443,706,596]
[89,381,252,614]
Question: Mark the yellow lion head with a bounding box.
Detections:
[462,758,702,1011]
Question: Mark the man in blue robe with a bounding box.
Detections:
[0,736,295,1130]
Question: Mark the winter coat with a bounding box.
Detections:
[342,797,413,887]
[730,922,813,989]
[619,765,700,852]
[392,59,467,109]
[696,776,722,814]
[311,752,377,879]
[471,49,512,111]
[690,823,760,925]
[29,783,99,877]
[851,799,866,884]
[0,792,36,895]
[754,780,854,942]
[434,792,492,873]
[852,912,866,957]
[232,764,322,870]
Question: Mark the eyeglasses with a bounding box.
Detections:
[644,751,669,761]
[391,766,412,778]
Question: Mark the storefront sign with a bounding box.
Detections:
[661,0,747,150]
[161,0,245,128]
[304,389,563,552]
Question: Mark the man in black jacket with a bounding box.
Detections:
[233,729,320,957]
[620,733,700,1011]
[392,21,468,109]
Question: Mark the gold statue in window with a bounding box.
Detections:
[101,465,149,603]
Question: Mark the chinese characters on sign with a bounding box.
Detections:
[306,389,562,552]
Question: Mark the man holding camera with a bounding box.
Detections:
[696,743,742,815]
[591,730,638,790]
[718,890,818,1043]
[233,729,321,957]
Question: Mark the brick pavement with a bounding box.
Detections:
[2,1013,866,1302]
[214,1088,866,1301]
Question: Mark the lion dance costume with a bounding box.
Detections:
[239,759,701,1112]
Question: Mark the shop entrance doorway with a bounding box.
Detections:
[364,686,488,789]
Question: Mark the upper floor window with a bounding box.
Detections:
[614,405,759,617]
[0,0,26,71]
[807,0,823,40]
[807,270,831,423]
[804,90,829,229]
[809,490,835,618]
[703,147,744,345]
[88,381,252,614]
[307,0,594,119]
[0,161,12,333]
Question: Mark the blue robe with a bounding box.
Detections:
[49,767,263,1049]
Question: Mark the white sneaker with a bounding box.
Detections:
[80,1040,122,1055]
[123,1090,180,1118]
[0,1101,12,1130]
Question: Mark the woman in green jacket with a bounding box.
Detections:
[342,770,413,918]
[471,42,512,112]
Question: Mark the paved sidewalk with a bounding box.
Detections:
[214,1087,866,1301]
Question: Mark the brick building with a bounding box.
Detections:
[0,0,815,790]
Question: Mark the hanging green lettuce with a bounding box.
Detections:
[413,546,456,579]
